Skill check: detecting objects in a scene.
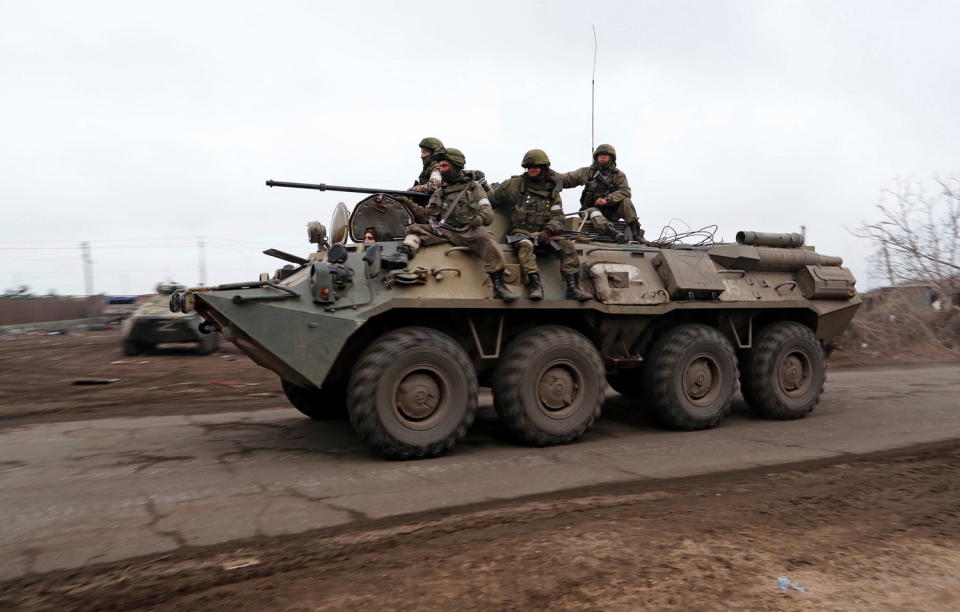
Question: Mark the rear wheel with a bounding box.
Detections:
[122,339,143,356]
[493,325,604,446]
[347,327,477,459]
[642,324,738,430]
[281,379,346,420]
[740,321,825,420]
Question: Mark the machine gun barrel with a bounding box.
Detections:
[265,180,429,201]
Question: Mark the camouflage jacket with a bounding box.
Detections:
[414,178,494,230]
[489,170,565,234]
[560,164,631,210]
[411,160,442,194]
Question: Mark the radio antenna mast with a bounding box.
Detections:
[591,25,598,153]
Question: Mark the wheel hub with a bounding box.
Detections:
[396,372,441,420]
[684,358,714,400]
[538,366,575,411]
[778,352,811,397]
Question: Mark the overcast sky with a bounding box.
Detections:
[2,0,958,295]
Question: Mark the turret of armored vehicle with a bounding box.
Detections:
[123,283,219,356]
[170,184,859,459]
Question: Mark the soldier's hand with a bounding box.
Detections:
[469,214,484,228]
[595,198,608,206]
[538,231,552,245]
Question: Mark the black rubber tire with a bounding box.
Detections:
[493,325,605,446]
[196,333,219,355]
[607,370,644,398]
[642,324,738,430]
[740,321,825,420]
[122,339,142,356]
[281,379,347,420]
[347,327,477,460]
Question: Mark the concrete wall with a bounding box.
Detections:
[0,298,103,325]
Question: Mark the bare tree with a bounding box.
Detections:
[856,176,960,304]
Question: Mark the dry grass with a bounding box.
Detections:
[831,294,960,364]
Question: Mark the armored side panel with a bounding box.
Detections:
[652,250,726,299]
[797,265,857,300]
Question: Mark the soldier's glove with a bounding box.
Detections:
[469,214,485,228]
[538,230,553,245]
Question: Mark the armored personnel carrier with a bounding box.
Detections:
[123,283,219,355]
[170,184,859,459]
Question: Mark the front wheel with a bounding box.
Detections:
[493,325,605,446]
[740,321,825,420]
[281,380,346,420]
[347,327,478,460]
[642,324,738,430]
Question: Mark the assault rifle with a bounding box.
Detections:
[266,180,431,202]
[591,170,617,199]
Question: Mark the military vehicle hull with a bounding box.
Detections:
[122,297,219,356]
[175,223,859,459]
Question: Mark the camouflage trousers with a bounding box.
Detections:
[402,224,505,274]
[581,198,638,232]
[512,233,580,279]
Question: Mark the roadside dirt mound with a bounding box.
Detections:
[830,295,960,366]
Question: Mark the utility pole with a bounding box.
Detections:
[81,241,94,316]
[197,236,207,286]
[800,225,806,242]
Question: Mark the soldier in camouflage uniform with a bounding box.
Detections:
[388,148,519,302]
[560,143,643,243]
[411,137,444,194]
[490,150,591,302]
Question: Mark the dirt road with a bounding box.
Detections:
[1,330,958,609]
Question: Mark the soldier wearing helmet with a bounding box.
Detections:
[560,144,643,243]
[411,137,445,194]
[387,148,519,302]
[490,150,591,301]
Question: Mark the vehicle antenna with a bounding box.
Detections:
[591,25,598,154]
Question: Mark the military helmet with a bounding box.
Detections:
[439,147,466,169]
[593,143,617,162]
[521,149,551,168]
[418,137,444,153]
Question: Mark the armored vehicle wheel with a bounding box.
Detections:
[281,380,346,420]
[122,339,142,356]
[642,324,738,430]
[122,339,154,356]
[493,325,604,446]
[740,321,825,420]
[607,370,643,398]
[347,327,477,459]
[196,333,219,355]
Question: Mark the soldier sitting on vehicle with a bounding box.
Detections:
[490,150,592,302]
[386,148,519,302]
[410,137,445,194]
[560,143,643,243]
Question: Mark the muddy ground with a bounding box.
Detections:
[1,328,958,610]
[1,443,956,610]
[0,327,279,426]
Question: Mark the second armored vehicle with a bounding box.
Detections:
[123,283,219,356]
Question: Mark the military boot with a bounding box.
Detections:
[525,273,544,301]
[628,221,645,243]
[564,273,592,302]
[489,271,519,302]
[606,225,627,244]
[382,243,413,270]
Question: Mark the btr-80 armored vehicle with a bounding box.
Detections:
[170,182,859,459]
